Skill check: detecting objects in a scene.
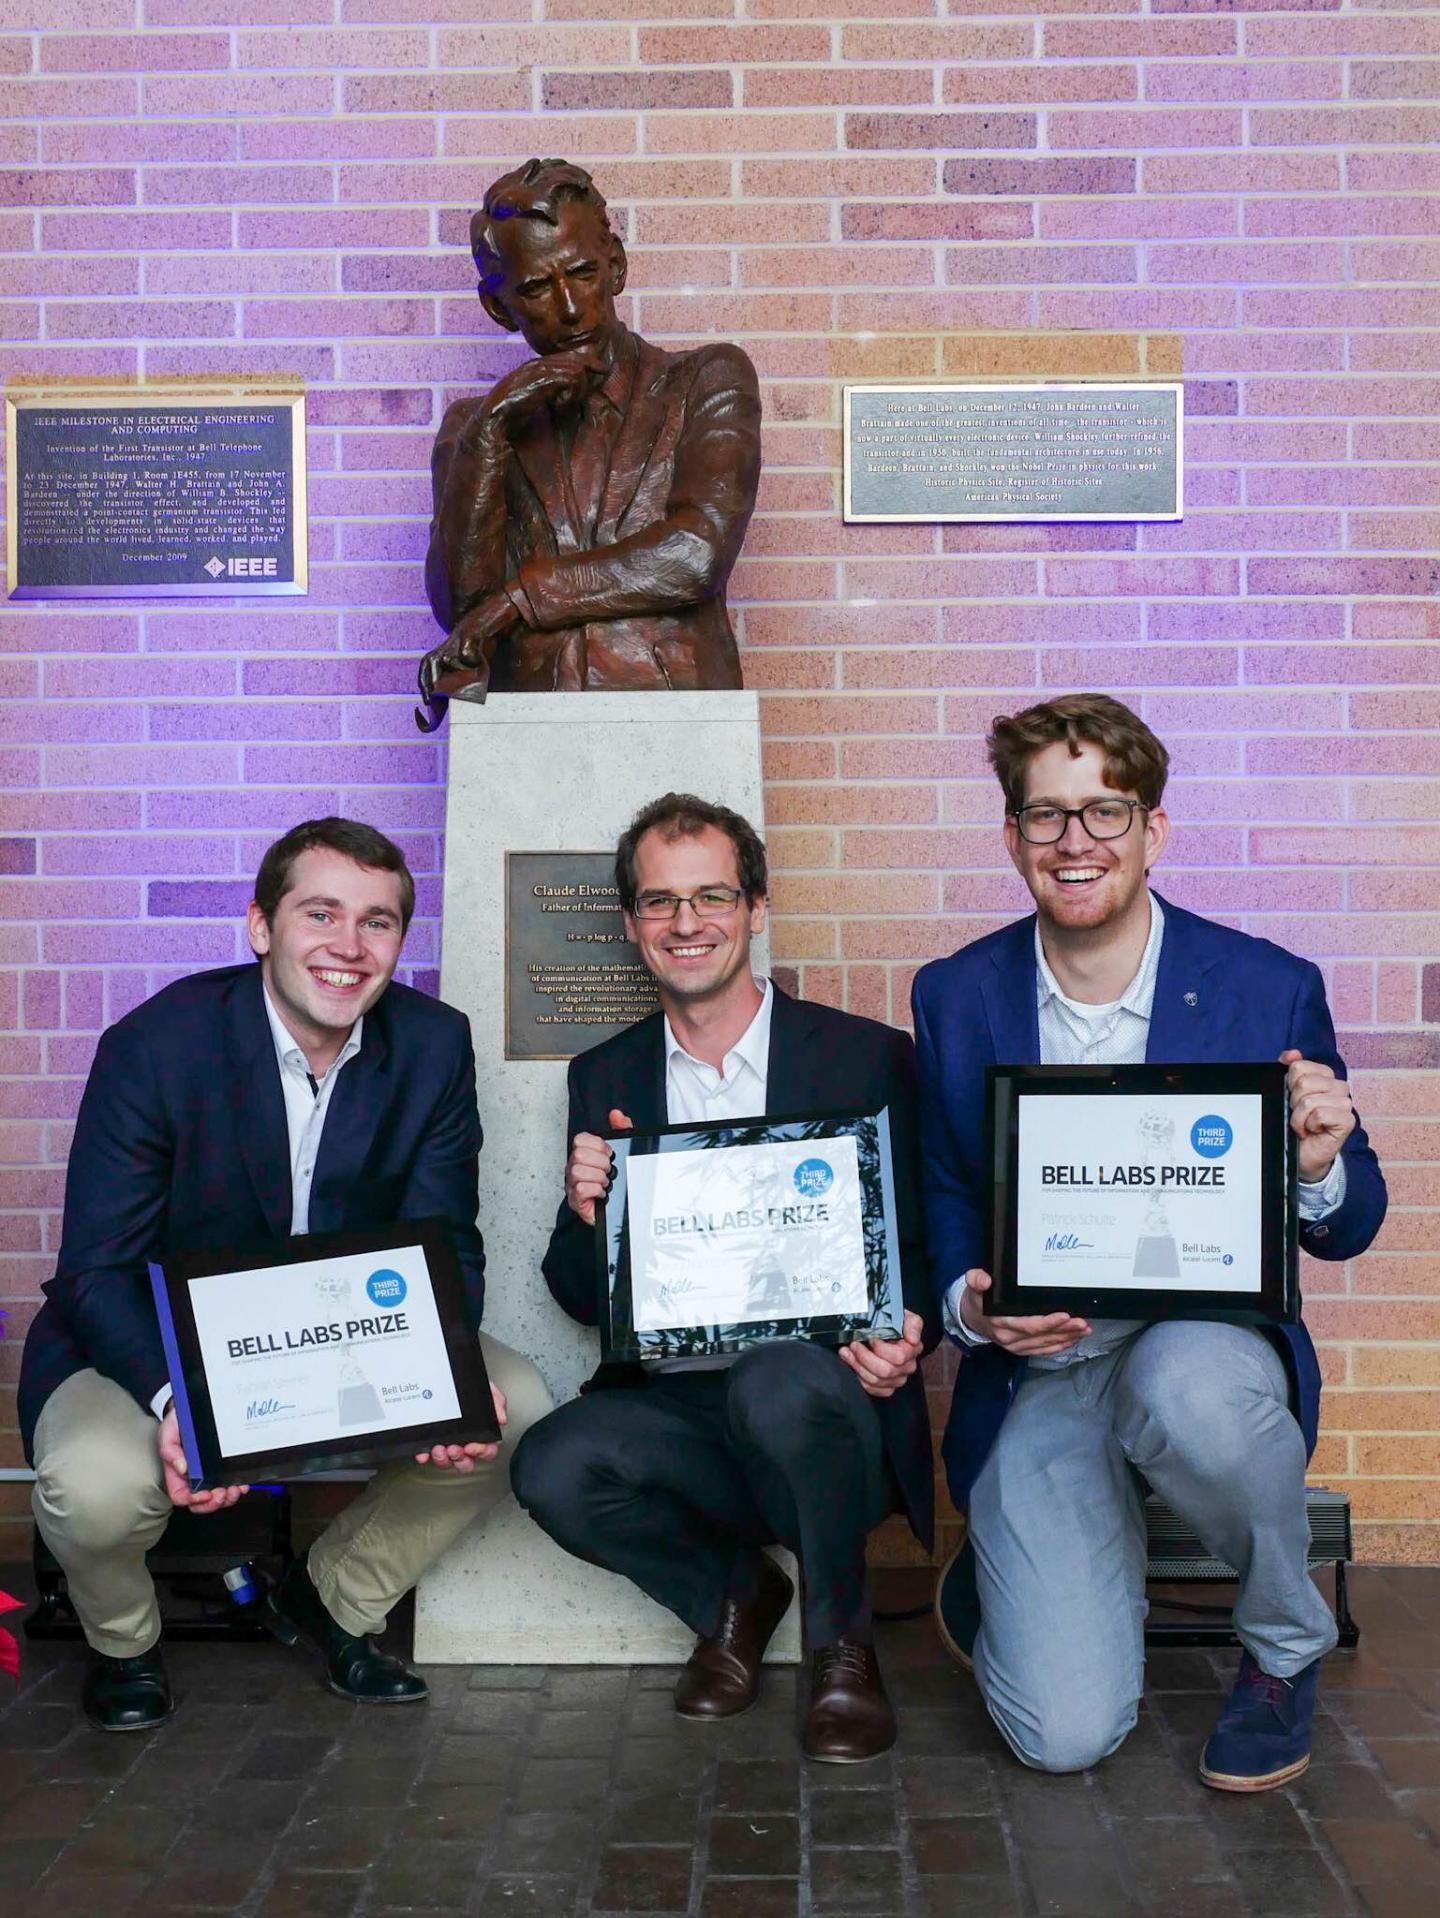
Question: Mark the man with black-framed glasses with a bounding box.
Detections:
[913,694,1386,1790]
[512,792,937,1762]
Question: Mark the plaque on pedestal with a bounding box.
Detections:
[505,851,660,1060]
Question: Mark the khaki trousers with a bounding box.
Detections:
[31,1334,553,1658]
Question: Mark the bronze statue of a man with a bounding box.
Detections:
[418,159,761,723]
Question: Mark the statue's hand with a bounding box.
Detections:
[417,593,516,710]
[484,347,605,430]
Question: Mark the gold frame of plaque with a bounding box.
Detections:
[5,380,308,599]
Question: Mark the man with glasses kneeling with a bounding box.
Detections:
[511,794,936,1762]
[914,695,1386,1790]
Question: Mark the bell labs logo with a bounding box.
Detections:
[203,554,279,579]
[794,1158,834,1197]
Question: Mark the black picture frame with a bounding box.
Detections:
[149,1218,499,1491]
[987,1062,1297,1324]
[597,1109,904,1364]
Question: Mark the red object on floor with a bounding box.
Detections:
[0,1589,19,1679]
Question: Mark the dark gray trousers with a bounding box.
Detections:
[511,1340,895,1647]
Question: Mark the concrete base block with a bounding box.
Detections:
[416,1503,799,1666]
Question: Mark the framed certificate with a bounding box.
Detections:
[597,1111,905,1363]
[149,1220,500,1491]
[988,1063,1297,1323]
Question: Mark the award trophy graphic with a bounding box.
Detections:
[1133,1110,1182,1280]
[312,1269,384,1427]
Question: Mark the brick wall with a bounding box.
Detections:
[1,1,1437,1566]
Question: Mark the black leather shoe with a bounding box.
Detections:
[265,1555,428,1704]
[82,1645,174,1734]
[674,1555,794,1720]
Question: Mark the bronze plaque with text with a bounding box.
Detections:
[843,381,1182,523]
[505,852,661,1062]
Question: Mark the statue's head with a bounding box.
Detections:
[471,159,628,358]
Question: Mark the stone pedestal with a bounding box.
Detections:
[415,691,800,1664]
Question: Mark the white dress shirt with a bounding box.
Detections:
[152,986,363,1419]
[261,983,364,1236]
[652,979,773,1372]
[664,977,773,1126]
[946,894,1346,1358]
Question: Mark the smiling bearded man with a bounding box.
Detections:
[510,793,938,1764]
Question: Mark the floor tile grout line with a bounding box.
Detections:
[797,1729,814,1918]
[682,1697,718,1918]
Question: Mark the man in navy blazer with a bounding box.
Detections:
[20,818,550,1732]
[912,696,1385,1792]
[511,794,935,1763]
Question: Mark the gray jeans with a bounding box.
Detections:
[968,1320,1338,1774]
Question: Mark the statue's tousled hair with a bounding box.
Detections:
[471,159,617,291]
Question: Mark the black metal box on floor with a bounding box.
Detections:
[1145,1486,1357,1649]
[27,1486,293,1643]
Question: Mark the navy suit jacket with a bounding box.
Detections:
[19,964,485,1462]
[540,986,938,1552]
[910,895,1388,1507]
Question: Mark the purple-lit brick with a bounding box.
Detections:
[147,880,255,919]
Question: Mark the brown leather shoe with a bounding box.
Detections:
[674,1555,794,1720]
[803,1637,897,1763]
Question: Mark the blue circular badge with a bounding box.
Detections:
[1190,1116,1233,1160]
[794,1158,834,1197]
[367,1268,407,1306]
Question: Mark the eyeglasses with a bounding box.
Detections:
[631,886,746,921]
[1011,799,1145,845]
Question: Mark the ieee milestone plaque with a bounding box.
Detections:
[843,382,1182,523]
[505,851,660,1062]
[5,384,307,598]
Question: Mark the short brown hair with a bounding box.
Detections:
[614,794,768,913]
[987,695,1169,812]
[253,818,415,931]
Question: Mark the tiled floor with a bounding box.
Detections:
[0,1563,1437,1916]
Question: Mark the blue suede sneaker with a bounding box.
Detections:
[1199,1649,1322,1792]
[934,1537,980,1674]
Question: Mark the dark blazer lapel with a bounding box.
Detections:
[225,970,293,1238]
[980,916,1041,1066]
[511,409,582,552]
[764,987,826,1115]
[622,1015,670,1132]
[310,1004,392,1230]
[1145,894,1231,1063]
[597,337,672,544]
